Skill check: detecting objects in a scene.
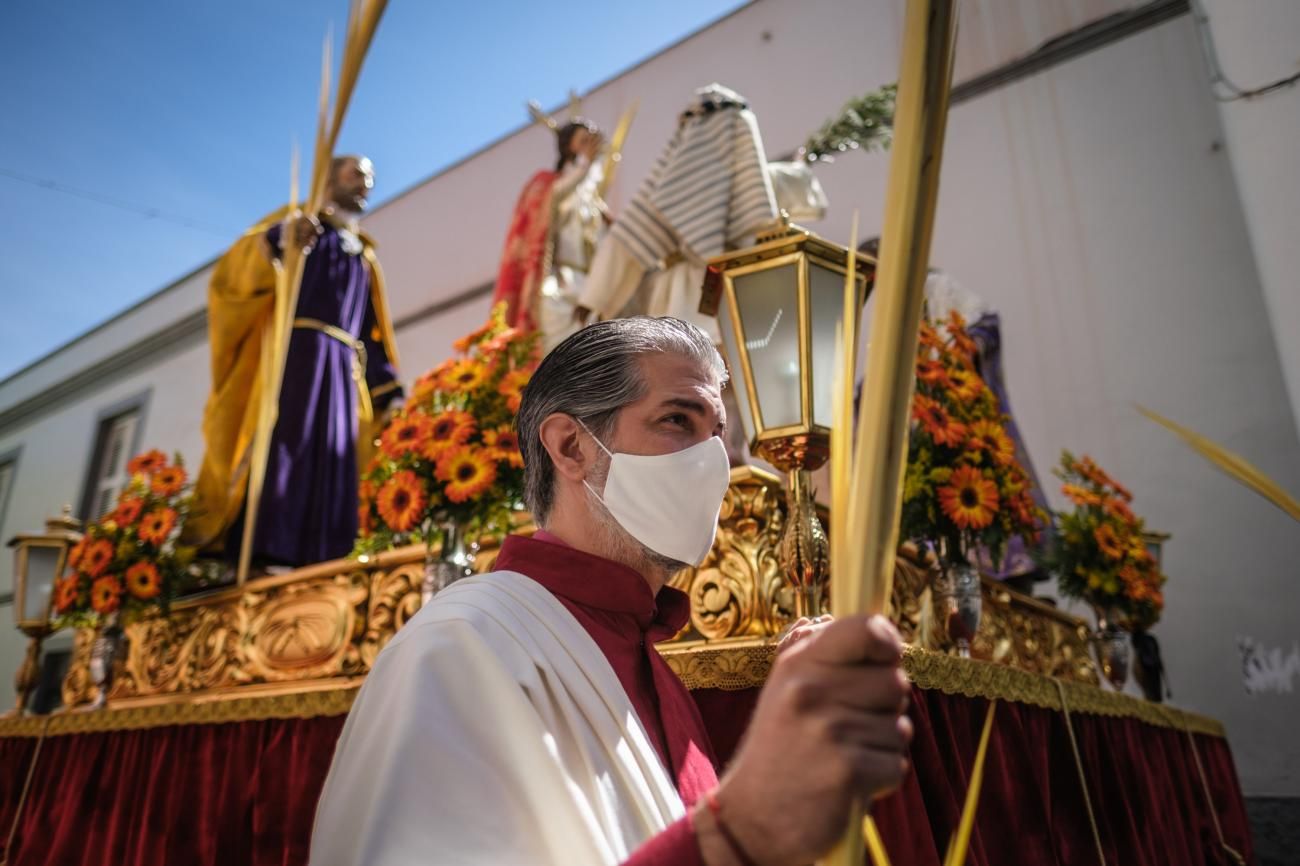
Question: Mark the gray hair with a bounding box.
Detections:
[517,317,727,524]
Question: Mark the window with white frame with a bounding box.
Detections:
[0,451,17,535]
[83,407,142,520]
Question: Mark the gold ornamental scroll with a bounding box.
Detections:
[822,2,960,865]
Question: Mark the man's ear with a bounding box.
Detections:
[538,413,598,482]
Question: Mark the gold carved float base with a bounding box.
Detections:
[55,466,1096,714]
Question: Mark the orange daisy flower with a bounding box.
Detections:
[81,538,115,578]
[1094,523,1125,560]
[67,537,88,570]
[1104,497,1136,524]
[138,508,178,546]
[1061,483,1104,508]
[938,465,1000,530]
[918,322,944,351]
[1011,493,1042,534]
[357,503,374,536]
[437,447,499,504]
[412,359,456,401]
[376,470,427,533]
[452,320,496,354]
[484,427,524,469]
[150,465,188,497]
[948,367,987,404]
[912,395,967,447]
[947,312,979,358]
[125,561,163,600]
[54,575,81,614]
[421,410,476,461]
[126,449,168,476]
[380,412,435,459]
[90,576,123,615]
[917,359,950,388]
[439,358,488,393]
[112,497,145,527]
[966,420,1015,467]
[479,327,523,355]
[498,369,531,414]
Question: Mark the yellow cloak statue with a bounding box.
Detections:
[184,208,400,553]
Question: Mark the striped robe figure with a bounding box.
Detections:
[581,84,778,342]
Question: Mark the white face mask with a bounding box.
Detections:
[580,421,732,567]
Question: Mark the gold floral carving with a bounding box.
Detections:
[57,472,1108,712]
[670,467,794,642]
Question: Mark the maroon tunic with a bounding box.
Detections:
[494,532,717,865]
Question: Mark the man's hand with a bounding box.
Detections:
[288,213,323,253]
[707,615,912,866]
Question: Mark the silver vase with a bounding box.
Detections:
[420,523,473,605]
[1093,609,1131,690]
[936,562,982,659]
[88,612,125,710]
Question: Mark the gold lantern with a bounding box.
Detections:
[701,221,874,618]
[7,507,81,714]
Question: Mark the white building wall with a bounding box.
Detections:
[1,0,1296,797]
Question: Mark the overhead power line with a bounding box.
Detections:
[0,167,235,237]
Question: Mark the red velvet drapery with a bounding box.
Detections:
[693,686,1254,866]
[1,716,344,866]
[2,689,1252,866]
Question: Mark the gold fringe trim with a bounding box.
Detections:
[662,643,1225,738]
[1,646,1224,740]
[0,685,359,739]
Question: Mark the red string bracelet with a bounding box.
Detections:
[705,789,759,866]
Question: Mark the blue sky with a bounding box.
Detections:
[0,0,745,379]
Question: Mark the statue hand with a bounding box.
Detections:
[288,213,323,253]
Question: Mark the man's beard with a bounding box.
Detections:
[585,456,690,579]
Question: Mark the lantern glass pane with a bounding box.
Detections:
[23,545,60,623]
[733,263,802,429]
[808,261,854,428]
[716,297,757,446]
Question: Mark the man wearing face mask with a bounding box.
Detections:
[310,317,912,866]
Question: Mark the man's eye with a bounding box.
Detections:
[662,414,690,428]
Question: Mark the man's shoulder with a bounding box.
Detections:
[378,570,556,666]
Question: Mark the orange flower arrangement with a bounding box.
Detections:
[125,561,163,600]
[380,412,435,459]
[355,303,539,558]
[902,311,1044,566]
[149,465,187,497]
[1048,451,1165,629]
[377,470,428,532]
[440,358,489,393]
[112,497,144,526]
[90,576,123,615]
[437,447,499,503]
[421,409,476,461]
[484,427,524,469]
[138,508,178,547]
[938,466,1000,530]
[126,449,167,476]
[53,450,195,628]
[82,538,115,578]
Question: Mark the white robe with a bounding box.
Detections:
[308,570,684,866]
